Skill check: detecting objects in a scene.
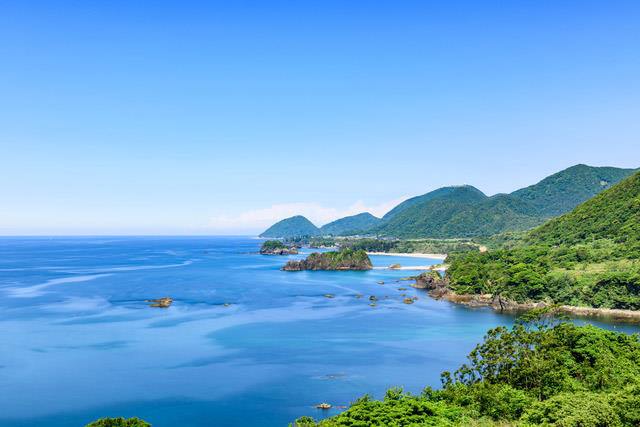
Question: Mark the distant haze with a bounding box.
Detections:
[1,2,639,235]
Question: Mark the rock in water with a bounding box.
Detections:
[146,297,173,308]
[412,271,449,298]
[282,249,372,271]
[260,240,299,255]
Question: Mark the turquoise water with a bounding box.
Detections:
[0,237,638,427]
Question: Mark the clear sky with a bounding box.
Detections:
[1,1,639,235]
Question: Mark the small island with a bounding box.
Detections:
[282,249,372,271]
[260,240,299,255]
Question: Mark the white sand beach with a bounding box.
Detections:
[372,265,447,271]
[366,252,448,260]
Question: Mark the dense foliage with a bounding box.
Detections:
[527,168,640,248]
[261,240,287,250]
[260,215,320,238]
[264,165,635,240]
[381,186,479,221]
[85,418,150,427]
[511,164,637,218]
[319,213,382,236]
[447,171,640,309]
[374,188,542,239]
[293,315,640,426]
[341,238,479,254]
[283,249,372,271]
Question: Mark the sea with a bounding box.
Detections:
[0,236,638,427]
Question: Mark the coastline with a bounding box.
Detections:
[367,252,448,260]
[437,292,640,322]
[373,265,447,271]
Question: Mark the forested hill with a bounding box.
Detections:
[446,170,640,310]
[373,189,542,238]
[381,185,486,220]
[259,215,319,238]
[511,164,638,217]
[527,170,640,247]
[260,165,637,239]
[319,212,381,236]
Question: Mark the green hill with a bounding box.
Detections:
[374,186,542,238]
[259,215,319,238]
[374,165,635,238]
[262,165,636,239]
[381,186,482,220]
[527,170,640,247]
[319,212,381,236]
[511,164,637,217]
[447,171,640,310]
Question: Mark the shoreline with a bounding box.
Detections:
[367,252,447,260]
[437,292,640,322]
[373,265,447,271]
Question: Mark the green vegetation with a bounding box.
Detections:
[375,187,542,239]
[447,171,640,310]
[86,418,150,427]
[511,164,637,218]
[264,165,636,239]
[260,240,287,250]
[260,239,298,255]
[342,238,479,254]
[293,313,640,426]
[260,215,320,238]
[283,249,372,271]
[319,213,381,236]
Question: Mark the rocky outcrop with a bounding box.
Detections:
[413,272,640,321]
[146,297,173,308]
[282,249,372,271]
[412,271,449,298]
[260,240,299,255]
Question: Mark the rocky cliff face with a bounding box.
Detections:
[282,249,372,271]
[412,271,449,297]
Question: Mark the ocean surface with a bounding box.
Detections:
[1,236,638,427]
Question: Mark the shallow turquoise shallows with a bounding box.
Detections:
[1,237,638,427]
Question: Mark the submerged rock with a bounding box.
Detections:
[389,264,401,269]
[324,294,335,299]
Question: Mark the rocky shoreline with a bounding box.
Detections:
[412,272,640,322]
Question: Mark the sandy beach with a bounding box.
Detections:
[367,252,448,260]
[373,265,447,271]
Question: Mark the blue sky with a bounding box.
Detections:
[1,1,639,235]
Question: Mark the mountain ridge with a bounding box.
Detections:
[259,164,638,239]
